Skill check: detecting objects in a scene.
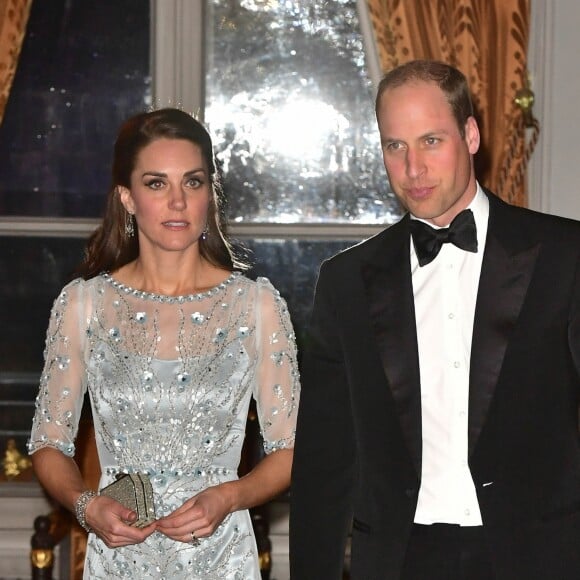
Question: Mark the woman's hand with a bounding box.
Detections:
[155,483,235,543]
[84,494,157,548]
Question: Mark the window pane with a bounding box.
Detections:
[0,0,151,218]
[0,236,87,456]
[205,0,402,224]
[0,236,86,372]
[242,237,355,343]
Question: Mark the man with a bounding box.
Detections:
[290,60,580,580]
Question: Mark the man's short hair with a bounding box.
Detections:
[375,60,474,137]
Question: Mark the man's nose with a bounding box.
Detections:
[406,148,426,179]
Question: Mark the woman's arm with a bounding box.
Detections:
[32,447,87,513]
[29,282,155,547]
[226,447,293,510]
[32,446,156,547]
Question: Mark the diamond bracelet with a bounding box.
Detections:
[74,490,97,533]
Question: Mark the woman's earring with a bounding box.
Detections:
[201,225,209,241]
[125,212,135,237]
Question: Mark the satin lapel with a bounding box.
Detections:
[361,218,422,475]
[468,206,540,457]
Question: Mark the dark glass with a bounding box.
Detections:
[242,237,357,349]
[0,0,151,218]
[0,236,87,455]
[0,237,86,372]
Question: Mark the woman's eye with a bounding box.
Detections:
[145,179,164,190]
[186,177,203,188]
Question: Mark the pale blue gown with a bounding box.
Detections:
[28,272,300,579]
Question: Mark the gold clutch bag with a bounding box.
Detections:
[100,473,156,528]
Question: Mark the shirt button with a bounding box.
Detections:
[453,361,460,368]
[448,312,455,319]
[465,509,471,516]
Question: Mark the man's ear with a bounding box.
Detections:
[465,116,480,155]
[117,186,134,214]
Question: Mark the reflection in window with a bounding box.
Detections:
[205,0,402,224]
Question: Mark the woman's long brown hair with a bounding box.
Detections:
[76,108,247,280]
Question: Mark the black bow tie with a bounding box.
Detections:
[410,209,478,267]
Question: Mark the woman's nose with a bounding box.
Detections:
[168,185,187,210]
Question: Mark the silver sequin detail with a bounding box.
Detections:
[191,312,205,324]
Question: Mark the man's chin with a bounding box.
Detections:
[403,201,440,222]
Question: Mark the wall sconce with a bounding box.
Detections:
[2,438,32,479]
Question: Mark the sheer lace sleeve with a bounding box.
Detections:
[253,277,300,454]
[28,278,90,457]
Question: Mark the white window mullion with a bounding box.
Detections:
[151,0,205,120]
[356,0,383,89]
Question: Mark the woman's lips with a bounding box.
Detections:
[162,221,189,228]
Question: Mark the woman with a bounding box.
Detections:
[28,108,300,579]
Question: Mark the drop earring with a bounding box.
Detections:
[125,212,135,237]
[201,225,209,241]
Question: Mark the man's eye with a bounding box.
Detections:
[425,137,439,145]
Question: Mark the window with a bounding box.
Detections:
[0,0,150,218]
[0,0,401,459]
[205,0,400,224]
[0,0,150,455]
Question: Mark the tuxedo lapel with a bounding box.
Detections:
[361,217,422,475]
[468,196,540,456]
[359,196,541,471]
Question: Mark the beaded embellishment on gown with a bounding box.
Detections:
[29,272,300,579]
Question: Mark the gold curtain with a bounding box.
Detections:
[366,0,539,207]
[0,0,32,125]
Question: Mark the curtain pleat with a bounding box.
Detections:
[0,0,32,126]
[366,0,538,207]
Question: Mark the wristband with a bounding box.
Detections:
[74,490,97,533]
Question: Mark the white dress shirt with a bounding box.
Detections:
[411,184,489,526]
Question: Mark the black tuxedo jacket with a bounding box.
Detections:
[290,191,580,579]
